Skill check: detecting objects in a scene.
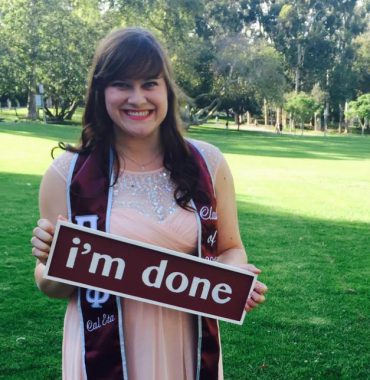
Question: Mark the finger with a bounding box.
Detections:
[57,215,68,222]
[244,264,262,275]
[37,219,55,234]
[33,226,53,244]
[245,304,252,312]
[255,281,268,294]
[30,236,51,253]
[32,247,49,265]
[245,297,258,311]
[251,290,266,304]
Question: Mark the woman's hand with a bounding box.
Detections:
[241,264,268,312]
[31,218,55,265]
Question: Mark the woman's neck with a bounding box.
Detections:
[114,135,164,172]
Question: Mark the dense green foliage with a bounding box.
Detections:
[0,0,113,119]
[346,93,370,134]
[284,92,319,132]
[0,121,369,379]
[0,0,369,126]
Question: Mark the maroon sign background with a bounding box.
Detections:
[44,221,256,324]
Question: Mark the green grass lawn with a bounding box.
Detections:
[1,120,369,379]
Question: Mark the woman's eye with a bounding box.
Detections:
[111,81,130,89]
[143,81,158,89]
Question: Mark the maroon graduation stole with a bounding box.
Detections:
[68,141,220,379]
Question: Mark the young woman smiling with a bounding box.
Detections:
[31,27,267,380]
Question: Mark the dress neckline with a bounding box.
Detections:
[119,166,166,175]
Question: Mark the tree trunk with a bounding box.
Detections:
[338,103,344,134]
[317,115,322,131]
[264,98,268,126]
[44,106,55,118]
[282,109,287,129]
[64,101,79,120]
[27,90,37,120]
[275,107,281,133]
[269,108,274,126]
[323,103,329,135]
[344,101,349,134]
[295,43,304,93]
[26,69,38,120]
[295,67,300,93]
[247,111,251,126]
[235,113,241,130]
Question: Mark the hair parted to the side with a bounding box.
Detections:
[60,27,203,209]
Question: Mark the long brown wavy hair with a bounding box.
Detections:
[62,27,202,209]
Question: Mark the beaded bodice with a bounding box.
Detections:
[52,139,221,223]
[113,168,179,222]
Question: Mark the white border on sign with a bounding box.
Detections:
[44,220,257,325]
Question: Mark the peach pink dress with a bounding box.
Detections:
[52,139,223,380]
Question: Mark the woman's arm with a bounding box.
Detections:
[32,165,75,298]
[214,155,267,311]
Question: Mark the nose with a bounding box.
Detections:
[127,85,146,106]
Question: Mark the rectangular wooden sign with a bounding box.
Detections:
[44,221,257,324]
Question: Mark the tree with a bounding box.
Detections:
[284,92,319,134]
[39,1,110,121]
[353,29,370,95]
[211,33,285,126]
[0,0,109,121]
[112,0,216,112]
[346,94,370,135]
[310,83,326,131]
[260,0,368,119]
[0,0,45,118]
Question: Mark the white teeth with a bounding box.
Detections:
[126,110,150,116]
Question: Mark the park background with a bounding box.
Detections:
[1,0,370,379]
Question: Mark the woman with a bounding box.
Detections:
[31,27,267,380]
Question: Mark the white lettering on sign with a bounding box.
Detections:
[199,206,217,221]
[189,277,211,299]
[89,253,126,279]
[66,237,125,280]
[62,233,235,309]
[66,237,91,268]
[165,272,189,293]
[142,260,168,288]
[212,283,232,304]
[142,259,232,304]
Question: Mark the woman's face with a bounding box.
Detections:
[104,76,168,142]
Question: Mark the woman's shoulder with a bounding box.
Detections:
[50,150,76,182]
[187,138,220,153]
[187,138,223,182]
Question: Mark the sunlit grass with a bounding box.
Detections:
[0,121,369,379]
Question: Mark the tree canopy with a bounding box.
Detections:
[0,0,368,125]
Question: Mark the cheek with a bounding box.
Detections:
[104,89,121,108]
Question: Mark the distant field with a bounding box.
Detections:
[0,120,369,379]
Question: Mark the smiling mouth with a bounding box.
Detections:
[123,109,153,120]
